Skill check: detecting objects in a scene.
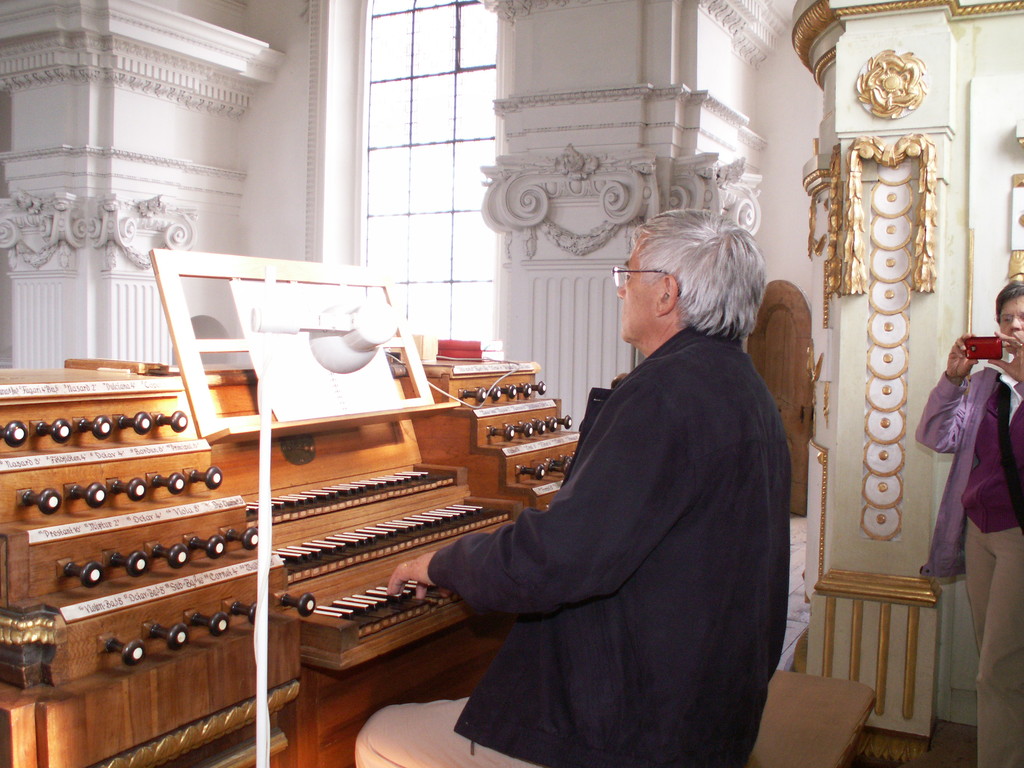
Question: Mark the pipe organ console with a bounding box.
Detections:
[0,367,301,768]
[0,245,585,768]
[414,361,579,510]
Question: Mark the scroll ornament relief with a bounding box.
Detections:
[668,157,762,235]
[482,145,657,259]
[856,50,929,120]
[1,192,196,272]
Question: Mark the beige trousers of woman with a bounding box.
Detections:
[965,520,1024,768]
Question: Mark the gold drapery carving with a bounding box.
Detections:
[841,134,938,295]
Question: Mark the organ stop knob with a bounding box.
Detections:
[189,610,230,636]
[145,621,189,650]
[63,559,104,588]
[279,592,316,616]
[104,637,146,666]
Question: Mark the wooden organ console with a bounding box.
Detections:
[415,361,578,510]
[0,251,579,768]
[0,366,301,768]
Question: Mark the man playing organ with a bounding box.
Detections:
[354,209,792,768]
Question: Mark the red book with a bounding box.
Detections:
[437,339,483,359]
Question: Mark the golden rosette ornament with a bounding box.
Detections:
[856,50,929,120]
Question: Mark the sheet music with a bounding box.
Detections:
[230,279,402,422]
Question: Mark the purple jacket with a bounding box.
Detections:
[915,367,1000,577]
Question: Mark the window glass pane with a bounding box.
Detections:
[369,80,411,148]
[452,212,496,282]
[410,74,455,145]
[453,139,492,211]
[408,214,453,282]
[406,283,453,338]
[412,6,456,77]
[374,0,414,15]
[367,147,410,216]
[366,215,410,282]
[458,3,496,69]
[370,13,412,82]
[409,144,454,213]
[451,282,494,341]
[455,69,495,140]
[365,1,496,343]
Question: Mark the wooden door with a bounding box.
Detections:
[747,281,812,516]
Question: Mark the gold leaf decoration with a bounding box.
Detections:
[857,50,929,119]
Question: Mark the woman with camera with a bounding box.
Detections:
[917,281,1024,768]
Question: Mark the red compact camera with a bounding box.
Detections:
[964,336,1004,359]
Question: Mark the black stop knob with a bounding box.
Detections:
[74,415,113,440]
[115,412,153,435]
[149,472,186,495]
[230,601,258,624]
[188,466,223,490]
[104,637,145,666]
[108,477,148,501]
[279,592,316,616]
[150,542,190,568]
[188,534,226,559]
[154,410,189,433]
[500,384,519,399]
[146,621,189,650]
[520,382,534,398]
[457,387,487,403]
[34,419,73,444]
[108,549,150,577]
[516,463,546,480]
[224,527,259,550]
[547,455,574,474]
[534,381,547,395]
[556,415,572,429]
[65,482,108,508]
[2,421,28,448]
[20,488,62,514]
[190,610,230,636]
[531,419,549,435]
[63,559,104,587]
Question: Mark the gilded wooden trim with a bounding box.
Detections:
[810,440,829,581]
[0,612,57,645]
[858,726,930,763]
[814,47,837,88]
[794,0,1024,76]
[792,0,834,73]
[903,605,919,719]
[850,600,863,680]
[94,680,300,768]
[842,134,937,296]
[815,569,941,607]
[191,729,288,768]
[824,143,843,325]
[823,595,836,677]
[875,603,891,715]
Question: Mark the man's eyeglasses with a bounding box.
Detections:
[611,266,671,289]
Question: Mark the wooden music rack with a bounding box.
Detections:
[151,249,453,442]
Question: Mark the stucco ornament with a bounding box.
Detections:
[856,50,929,120]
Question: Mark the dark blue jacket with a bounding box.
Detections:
[429,328,791,768]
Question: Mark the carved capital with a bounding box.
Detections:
[483,145,658,258]
[2,192,198,273]
[1,192,86,271]
[668,155,762,234]
[90,195,198,271]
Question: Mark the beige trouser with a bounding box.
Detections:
[965,520,1024,768]
[354,698,547,768]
